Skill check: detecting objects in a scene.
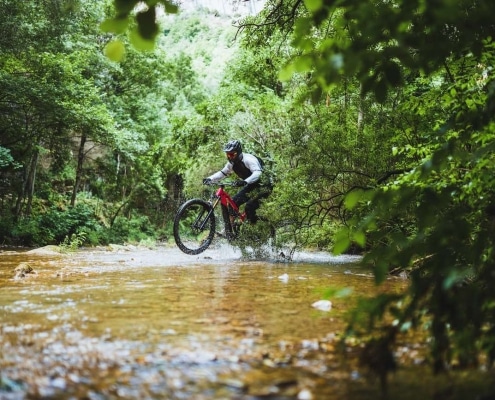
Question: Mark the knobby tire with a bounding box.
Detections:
[173,199,216,255]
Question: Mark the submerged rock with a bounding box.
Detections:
[14,262,36,279]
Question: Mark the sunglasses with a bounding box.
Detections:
[226,151,237,158]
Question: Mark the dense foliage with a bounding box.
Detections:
[0,0,234,246]
[1,0,495,389]
[240,0,495,382]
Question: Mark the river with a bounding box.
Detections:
[0,243,492,399]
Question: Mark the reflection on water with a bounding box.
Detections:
[0,245,491,399]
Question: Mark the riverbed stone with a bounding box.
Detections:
[14,262,36,279]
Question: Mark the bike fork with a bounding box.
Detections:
[196,200,216,230]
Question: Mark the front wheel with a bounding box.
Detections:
[173,199,216,255]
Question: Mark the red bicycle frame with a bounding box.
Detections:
[211,184,247,223]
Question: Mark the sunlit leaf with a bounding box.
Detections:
[104,40,125,62]
[100,17,129,34]
[344,190,364,209]
[333,229,350,255]
[303,0,323,13]
[353,230,366,247]
[293,55,314,72]
[278,64,295,81]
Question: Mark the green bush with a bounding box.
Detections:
[10,217,41,247]
[0,213,15,242]
[36,204,100,245]
[4,202,162,247]
[106,215,157,244]
[7,203,103,246]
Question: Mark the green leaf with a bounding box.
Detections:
[293,55,314,73]
[333,229,351,255]
[443,269,469,290]
[374,78,388,103]
[353,230,366,247]
[303,0,323,13]
[311,86,323,104]
[130,28,155,51]
[115,0,139,15]
[384,61,401,86]
[136,7,158,40]
[344,189,364,209]
[100,17,129,34]
[104,40,125,62]
[374,260,389,285]
[321,286,353,298]
[278,63,295,81]
[162,0,179,13]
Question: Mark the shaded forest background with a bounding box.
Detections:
[0,0,407,251]
[0,1,243,247]
[1,0,495,384]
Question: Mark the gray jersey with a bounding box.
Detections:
[207,153,262,185]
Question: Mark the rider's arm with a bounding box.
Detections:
[207,162,233,182]
[243,154,262,185]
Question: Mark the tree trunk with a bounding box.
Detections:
[357,83,365,136]
[110,200,128,227]
[24,150,39,216]
[71,132,87,207]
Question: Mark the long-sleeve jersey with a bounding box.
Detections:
[207,153,262,185]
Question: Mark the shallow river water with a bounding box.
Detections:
[0,243,493,399]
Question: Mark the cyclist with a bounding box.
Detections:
[203,139,271,224]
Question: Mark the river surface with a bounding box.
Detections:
[0,243,493,399]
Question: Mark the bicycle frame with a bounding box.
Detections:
[210,184,247,223]
[173,181,273,255]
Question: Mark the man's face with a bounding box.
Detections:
[226,151,237,161]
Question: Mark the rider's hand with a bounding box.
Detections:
[233,180,247,187]
[203,178,212,185]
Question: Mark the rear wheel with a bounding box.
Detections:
[173,199,215,255]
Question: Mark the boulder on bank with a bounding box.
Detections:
[25,245,64,256]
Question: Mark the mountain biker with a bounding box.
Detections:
[203,139,271,224]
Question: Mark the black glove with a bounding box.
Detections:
[203,178,212,185]
[233,180,247,187]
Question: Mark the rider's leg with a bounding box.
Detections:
[234,183,270,224]
[245,198,260,223]
[232,185,251,209]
